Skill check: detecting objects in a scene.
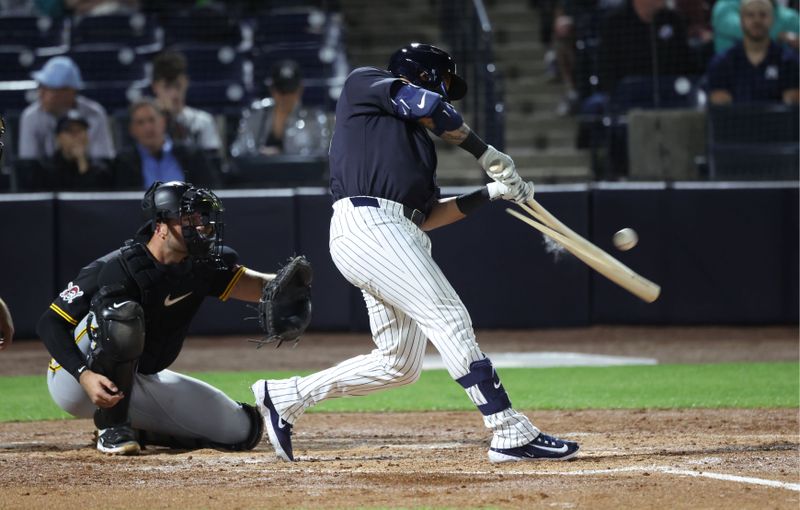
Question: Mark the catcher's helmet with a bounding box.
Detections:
[141,180,225,263]
[387,43,467,101]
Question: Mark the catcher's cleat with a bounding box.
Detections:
[488,432,579,463]
[96,425,141,455]
[251,380,294,461]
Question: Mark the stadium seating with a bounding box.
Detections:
[161,8,246,49]
[608,75,702,114]
[707,104,799,180]
[70,13,163,53]
[254,7,329,47]
[0,15,67,51]
[68,45,147,83]
[0,7,349,190]
[0,46,40,81]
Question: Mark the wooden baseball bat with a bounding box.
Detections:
[506,202,661,303]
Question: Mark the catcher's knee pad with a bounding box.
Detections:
[455,358,512,416]
[87,285,145,371]
[86,285,145,429]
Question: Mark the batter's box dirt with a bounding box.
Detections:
[0,409,797,509]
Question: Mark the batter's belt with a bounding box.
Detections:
[349,196,426,227]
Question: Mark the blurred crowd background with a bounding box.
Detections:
[0,0,797,192]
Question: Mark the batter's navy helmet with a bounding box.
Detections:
[387,43,467,101]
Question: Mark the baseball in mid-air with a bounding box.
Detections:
[613,228,638,251]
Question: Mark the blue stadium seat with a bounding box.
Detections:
[71,14,163,53]
[253,44,337,85]
[0,15,67,50]
[0,47,41,81]
[162,8,244,48]
[609,75,701,114]
[185,81,252,115]
[68,45,147,83]
[254,8,328,47]
[177,45,252,86]
[707,104,799,180]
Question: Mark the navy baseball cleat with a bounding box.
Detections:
[488,433,579,463]
[96,425,141,455]
[251,380,294,461]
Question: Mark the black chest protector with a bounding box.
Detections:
[117,241,166,307]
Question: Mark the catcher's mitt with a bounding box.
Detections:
[255,256,313,348]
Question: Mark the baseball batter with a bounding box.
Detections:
[252,43,580,463]
[38,181,278,455]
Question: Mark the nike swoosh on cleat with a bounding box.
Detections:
[164,292,192,307]
[533,444,569,454]
[277,417,288,429]
[417,94,426,109]
[493,380,502,389]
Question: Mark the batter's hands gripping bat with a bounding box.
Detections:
[506,199,661,303]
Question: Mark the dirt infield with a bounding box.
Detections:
[1,409,797,509]
[1,326,798,509]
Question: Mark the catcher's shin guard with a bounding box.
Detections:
[86,286,145,430]
[456,358,512,416]
[136,402,264,452]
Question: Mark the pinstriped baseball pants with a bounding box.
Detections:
[267,197,540,449]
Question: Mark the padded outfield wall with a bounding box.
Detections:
[0,182,797,337]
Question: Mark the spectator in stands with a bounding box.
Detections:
[713,0,799,54]
[18,56,115,161]
[553,0,599,115]
[0,297,13,351]
[114,98,218,190]
[707,0,800,104]
[34,110,113,190]
[65,0,139,16]
[230,60,331,157]
[598,0,695,94]
[675,0,714,68]
[151,51,222,155]
[0,0,63,16]
[675,0,713,45]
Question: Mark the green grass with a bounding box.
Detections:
[1,362,797,422]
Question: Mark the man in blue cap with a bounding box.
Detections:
[18,56,115,160]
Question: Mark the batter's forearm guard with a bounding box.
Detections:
[391,83,463,135]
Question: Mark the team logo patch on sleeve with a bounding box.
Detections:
[59,282,84,304]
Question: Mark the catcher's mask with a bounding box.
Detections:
[141,180,225,264]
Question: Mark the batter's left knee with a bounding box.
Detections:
[383,354,424,386]
[455,358,512,416]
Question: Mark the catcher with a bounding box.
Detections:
[37,180,312,455]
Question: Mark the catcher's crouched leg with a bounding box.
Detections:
[136,402,265,452]
[86,288,146,430]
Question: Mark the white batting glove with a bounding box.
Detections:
[478,145,518,183]
[487,180,535,204]
[487,181,509,200]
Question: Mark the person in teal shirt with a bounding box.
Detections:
[713,0,799,53]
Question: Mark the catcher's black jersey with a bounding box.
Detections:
[45,243,245,376]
